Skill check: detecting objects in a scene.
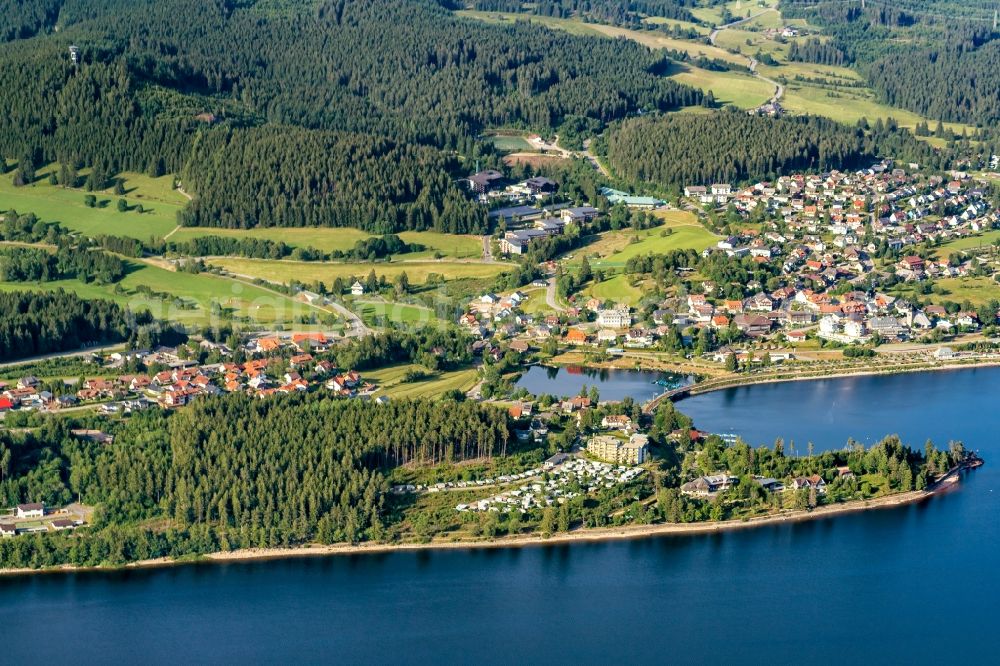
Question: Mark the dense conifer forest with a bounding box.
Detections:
[600,110,937,191]
[0,395,510,567]
[0,291,141,361]
[0,0,702,231]
[0,245,126,284]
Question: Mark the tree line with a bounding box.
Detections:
[787,38,848,67]
[467,0,697,25]
[600,109,939,192]
[0,245,126,284]
[0,290,146,362]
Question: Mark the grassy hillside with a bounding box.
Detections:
[0,258,324,328]
[0,165,184,240]
[209,257,512,285]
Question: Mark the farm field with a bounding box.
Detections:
[690,0,778,26]
[457,3,977,134]
[209,257,512,285]
[455,9,599,35]
[169,227,483,259]
[586,24,747,66]
[0,258,321,327]
[0,164,184,240]
[365,363,479,400]
[778,83,974,138]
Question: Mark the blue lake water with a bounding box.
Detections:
[2,368,999,663]
[514,365,684,402]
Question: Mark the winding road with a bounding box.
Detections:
[708,9,784,107]
[528,134,610,177]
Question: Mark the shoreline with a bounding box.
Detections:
[670,358,1000,402]
[0,467,966,578]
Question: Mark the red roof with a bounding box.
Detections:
[0,397,13,409]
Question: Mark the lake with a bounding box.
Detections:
[514,365,687,402]
[1,368,998,663]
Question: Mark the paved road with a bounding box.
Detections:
[481,235,494,262]
[218,270,371,337]
[581,139,611,178]
[748,56,785,105]
[0,343,125,370]
[545,275,567,312]
[707,9,775,45]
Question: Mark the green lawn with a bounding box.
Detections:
[398,232,483,260]
[670,66,773,110]
[487,133,535,152]
[168,227,483,259]
[0,258,322,327]
[932,231,1000,258]
[209,257,512,285]
[578,227,718,270]
[563,211,717,270]
[927,277,1000,307]
[353,299,439,326]
[584,274,646,307]
[0,164,184,240]
[516,286,553,315]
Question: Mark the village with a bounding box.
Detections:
[0,332,377,417]
[455,160,1000,363]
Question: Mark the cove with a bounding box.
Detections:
[514,365,687,403]
[1,368,998,663]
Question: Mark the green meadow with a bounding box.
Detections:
[0,258,323,328]
[0,163,184,240]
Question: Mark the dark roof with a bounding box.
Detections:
[17,502,43,511]
[469,170,504,186]
[525,176,557,189]
[564,206,599,218]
